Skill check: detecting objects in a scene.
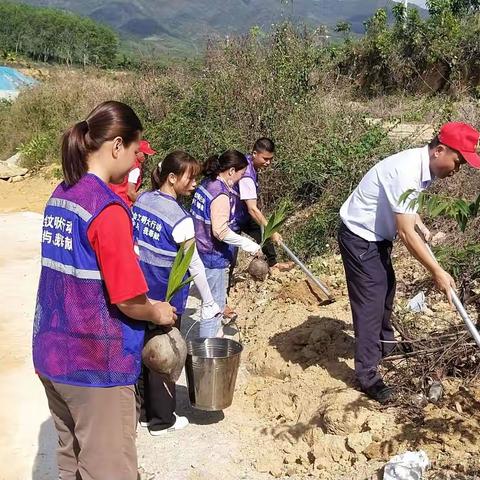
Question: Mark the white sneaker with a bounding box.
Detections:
[139,421,150,428]
[148,413,189,436]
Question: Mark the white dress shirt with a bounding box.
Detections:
[340,146,432,241]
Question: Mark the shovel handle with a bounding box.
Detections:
[415,226,480,349]
[279,241,333,300]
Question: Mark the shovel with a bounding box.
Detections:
[279,241,335,304]
[416,227,480,349]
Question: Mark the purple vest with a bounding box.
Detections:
[232,154,258,231]
[132,191,190,315]
[191,178,236,269]
[33,173,145,387]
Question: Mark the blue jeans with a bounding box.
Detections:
[199,267,227,337]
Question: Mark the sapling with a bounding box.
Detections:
[165,242,196,301]
[248,203,288,280]
[400,189,480,233]
[142,242,195,379]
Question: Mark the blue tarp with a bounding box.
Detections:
[0,66,36,92]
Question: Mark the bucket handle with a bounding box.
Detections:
[185,319,199,341]
[184,315,242,344]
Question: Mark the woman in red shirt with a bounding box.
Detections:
[33,101,176,480]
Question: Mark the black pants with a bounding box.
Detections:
[337,223,396,389]
[137,316,182,431]
[228,217,278,293]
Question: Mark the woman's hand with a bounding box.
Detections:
[151,302,177,326]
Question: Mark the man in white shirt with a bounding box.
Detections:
[338,122,480,403]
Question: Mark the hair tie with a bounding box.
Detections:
[80,120,89,131]
[157,161,163,171]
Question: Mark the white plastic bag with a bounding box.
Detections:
[407,292,426,313]
[383,450,430,480]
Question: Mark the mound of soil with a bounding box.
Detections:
[230,252,480,479]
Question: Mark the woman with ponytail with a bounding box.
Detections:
[132,150,221,435]
[33,101,176,480]
[191,150,262,337]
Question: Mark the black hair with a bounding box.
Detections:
[428,136,440,149]
[203,149,248,179]
[61,101,142,186]
[151,150,200,190]
[253,137,275,153]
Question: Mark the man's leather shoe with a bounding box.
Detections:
[362,380,395,404]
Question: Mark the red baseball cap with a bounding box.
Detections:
[438,122,480,169]
[139,140,156,156]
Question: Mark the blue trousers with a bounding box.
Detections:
[199,267,226,337]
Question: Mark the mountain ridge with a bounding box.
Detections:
[11,1,426,54]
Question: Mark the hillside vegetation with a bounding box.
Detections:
[1,3,479,262]
[337,0,480,95]
[0,1,118,66]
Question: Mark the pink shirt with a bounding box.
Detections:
[238,177,257,200]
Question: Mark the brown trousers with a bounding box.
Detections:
[40,376,138,480]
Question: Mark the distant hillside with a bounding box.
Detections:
[0,1,118,65]
[12,0,426,55]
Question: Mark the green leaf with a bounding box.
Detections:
[430,202,446,217]
[261,203,288,245]
[399,188,417,205]
[166,242,196,302]
[401,189,477,231]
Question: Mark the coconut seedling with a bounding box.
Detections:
[248,203,288,281]
[142,242,195,380]
[165,242,196,302]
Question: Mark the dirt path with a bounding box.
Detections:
[0,212,58,480]
[0,201,271,480]
[0,175,57,214]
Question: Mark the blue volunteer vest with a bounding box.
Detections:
[33,173,145,387]
[133,191,191,315]
[232,154,259,231]
[191,178,236,269]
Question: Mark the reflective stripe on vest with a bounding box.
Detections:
[46,198,92,222]
[41,258,102,280]
[136,239,177,257]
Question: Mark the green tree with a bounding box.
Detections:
[0,0,118,66]
[335,21,351,35]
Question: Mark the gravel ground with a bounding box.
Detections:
[0,211,271,480]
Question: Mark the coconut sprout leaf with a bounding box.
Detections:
[261,203,288,245]
[470,193,480,217]
[399,189,417,206]
[173,276,196,294]
[401,189,480,231]
[166,242,196,302]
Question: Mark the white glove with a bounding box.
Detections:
[223,229,261,255]
[201,300,221,320]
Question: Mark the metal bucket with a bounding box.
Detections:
[186,337,243,411]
